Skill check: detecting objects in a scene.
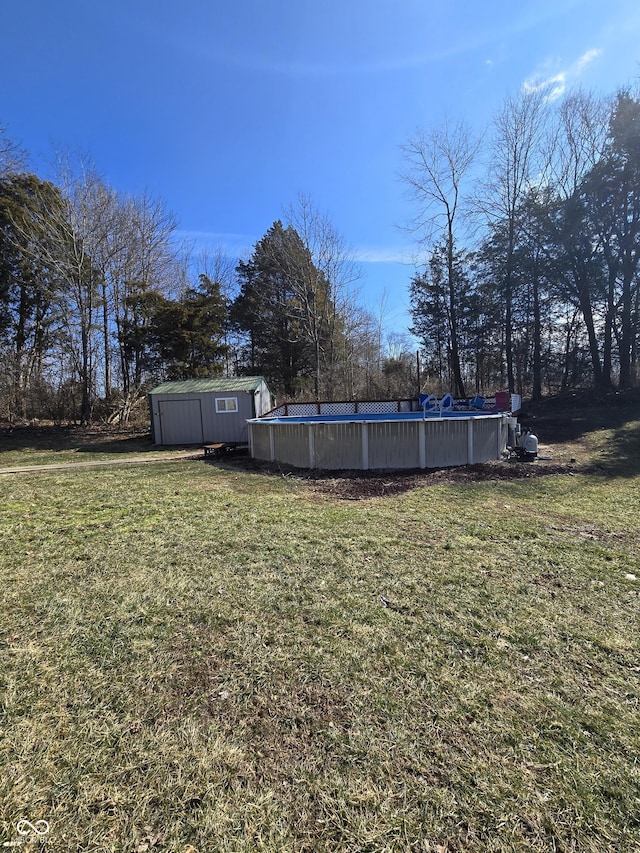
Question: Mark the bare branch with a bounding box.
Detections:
[400,118,481,247]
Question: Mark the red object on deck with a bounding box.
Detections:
[494,391,510,411]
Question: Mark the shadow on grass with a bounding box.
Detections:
[595,420,640,477]
[522,393,640,478]
[0,425,154,455]
[75,433,156,454]
[525,411,617,443]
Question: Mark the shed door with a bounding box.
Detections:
[158,399,204,445]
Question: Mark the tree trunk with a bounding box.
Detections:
[102,278,111,397]
[531,268,542,400]
[447,233,466,398]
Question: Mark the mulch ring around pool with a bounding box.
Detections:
[235,455,579,500]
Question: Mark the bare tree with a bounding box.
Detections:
[49,156,105,423]
[196,247,236,298]
[73,177,122,399]
[480,87,552,392]
[551,91,609,193]
[548,90,611,387]
[401,119,480,397]
[283,193,361,398]
[0,125,26,177]
[110,190,179,413]
[7,151,180,422]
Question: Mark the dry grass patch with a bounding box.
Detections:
[1,415,639,851]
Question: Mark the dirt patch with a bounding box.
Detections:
[312,461,577,500]
[233,454,578,500]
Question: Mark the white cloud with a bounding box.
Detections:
[177,231,416,268]
[175,229,254,257]
[523,72,567,102]
[522,48,603,101]
[575,48,603,73]
[354,245,415,265]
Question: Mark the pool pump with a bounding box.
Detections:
[507,421,538,461]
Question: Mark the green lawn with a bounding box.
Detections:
[0,427,178,469]
[1,414,639,852]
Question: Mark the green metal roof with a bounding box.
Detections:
[149,376,267,395]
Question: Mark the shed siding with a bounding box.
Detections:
[200,392,253,442]
[149,376,272,446]
[254,381,273,417]
[151,391,253,445]
[157,399,204,445]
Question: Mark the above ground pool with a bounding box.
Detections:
[248,410,509,470]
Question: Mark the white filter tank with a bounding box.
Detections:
[522,431,538,457]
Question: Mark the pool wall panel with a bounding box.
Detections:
[368,421,422,469]
[250,423,272,460]
[424,419,468,467]
[273,424,309,468]
[249,413,508,470]
[472,418,499,463]
[314,422,364,469]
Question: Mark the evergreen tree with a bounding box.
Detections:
[578,92,640,388]
[122,274,228,382]
[231,221,335,397]
[410,243,474,393]
[0,173,64,419]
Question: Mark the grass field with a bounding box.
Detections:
[0,427,171,469]
[1,406,639,852]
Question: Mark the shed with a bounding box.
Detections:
[148,377,273,446]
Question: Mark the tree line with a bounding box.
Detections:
[2,81,639,425]
[0,137,412,424]
[403,86,640,399]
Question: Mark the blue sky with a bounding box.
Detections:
[2,0,640,338]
